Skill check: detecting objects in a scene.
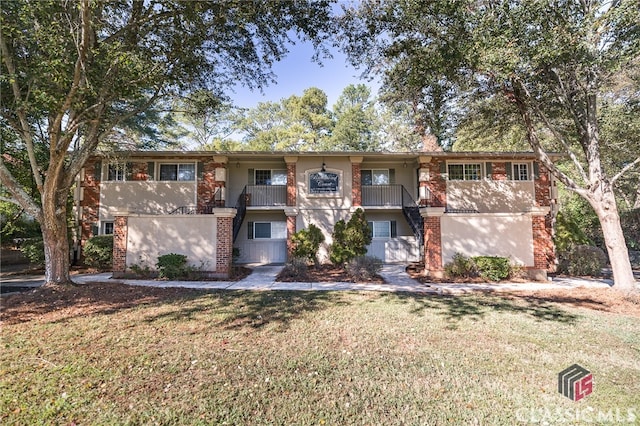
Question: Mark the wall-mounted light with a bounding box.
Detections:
[236,161,240,168]
[321,162,326,172]
[403,161,408,168]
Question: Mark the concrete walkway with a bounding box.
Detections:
[64,263,625,294]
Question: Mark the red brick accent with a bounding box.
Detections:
[424,216,443,273]
[112,215,128,275]
[491,162,508,181]
[424,160,446,208]
[287,163,297,206]
[352,163,362,206]
[130,162,149,181]
[534,163,552,207]
[286,215,297,258]
[532,215,555,271]
[216,216,233,276]
[80,159,101,243]
[198,160,226,209]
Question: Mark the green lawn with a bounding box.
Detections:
[1,284,639,425]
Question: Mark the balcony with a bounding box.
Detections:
[361,184,404,207]
[244,184,287,207]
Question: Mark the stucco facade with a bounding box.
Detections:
[76,151,558,279]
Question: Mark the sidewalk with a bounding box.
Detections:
[67,264,621,294]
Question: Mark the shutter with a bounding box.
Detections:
[247,221,254,240]
[93,161,102,181]
[439,161,447,174]
[197,161,205,179]
[389,169,395,184]
[361,170,372,186]
[505,162,513,180]
[390,221,397,238]
[147,162,155,180]
[367,221,374,235]
[248,168,255,185]
[485,162,493,179]
[533,162,540,180]
[91,224,99,237]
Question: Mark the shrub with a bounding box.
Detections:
[156,253,189,280]
[444,252,478,278]
[20,238,45,266]
[329,208,372,265]
[83,235,113,269]
[557,245,607,277]
[291,224,325,265]
[346,256,382,281]
[472,256,511,281]
[280,257,309,280]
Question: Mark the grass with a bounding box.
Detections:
[1,284,639,425]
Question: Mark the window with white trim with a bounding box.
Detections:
[447,163,482,181]
[159,163,195,181]
[250,221,287,239]
[102,222,114,235]
[512,163,530,181]
[367,221,395,239]
[107,163,130,181]
[255,169,287,185]
[362,169,390,185]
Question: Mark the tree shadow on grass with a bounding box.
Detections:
[142,290,349,332]
[381,291,580,328]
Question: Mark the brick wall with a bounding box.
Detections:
[130,162,149,181]
[424,216,443,273]
[198,160,226,210]
[216,216,233,275]
[534,163,552,207]
[80,159,101,242]
[352,163,362,207]
[532,215,554,271]
[424,160,446,208]
[112,216,128,275]
[491,162,508,181]
[287,163,297,206]
[286,215,297,258]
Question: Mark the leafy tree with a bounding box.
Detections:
[329,84,380,151]
[340,0,639,292]
[329,208,372,265]
[1,0,334,285]
[286,87,333,150]
[291,223,325,265]
[377,102,422,152]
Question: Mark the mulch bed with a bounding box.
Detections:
[277,264,385,284]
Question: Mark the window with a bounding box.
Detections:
[368,221,395,239]
[102,222,114,235]
[250,221,287,239]
[255,169,287,185]
[159,163,195,181]
[447,163,482,181]
[362,169,390,185]
[512,163,530,181]
[107,163,130,181]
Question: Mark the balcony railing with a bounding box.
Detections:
[244,184,287,206]
[361,184,404,206]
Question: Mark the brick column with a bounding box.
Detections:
[491,162,507,181]
[112,215,128,277]
[421,207,446,277]
[534,163,552,207]
[198,156,228,210]
[531,211,555,279]
[287,163,297,206]
[216,216,233,276]
[80,159,101,243]
[424,159,446,208]
[350,156,363,207]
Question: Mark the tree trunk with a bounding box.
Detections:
[592,190,637,294]
[41,184,73,286]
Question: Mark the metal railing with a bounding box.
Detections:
[244,184,287,206]
[233,186,248,242]
[361,184,403,206]
[401,187,424,248]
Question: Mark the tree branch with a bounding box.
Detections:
[0,30,44,193]
[0,158,43,221]
[611,157,640,185]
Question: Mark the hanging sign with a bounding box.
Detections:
[309,171,339,194]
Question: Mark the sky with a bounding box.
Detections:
[230,40,381,111]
